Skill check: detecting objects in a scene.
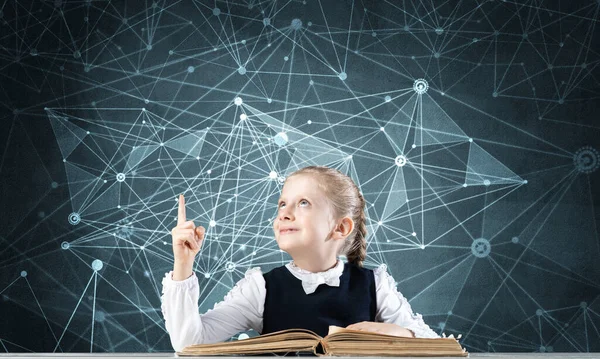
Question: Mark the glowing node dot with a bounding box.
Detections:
[91,259,103,271]
[207,169,212,174]
[512,237,519,243]
[263,18,270,26]
[395,155,407,167]
[239,114,247,121]
[574,146,599,174]
[385,95,391,102]
[212,7,220,16]
[21,271,27,277]
[187,66,194,73]
[412,232,417,236]
[412,144,416,148]
[61,241,70,249]
[307,120,312,124]
[204,273,210,278]
[238,66,246,75]
[95,311,106,322]
[378,221,382,225]
[225,261,236,273]
[269,171,278,179]
[209,220,216,227]
[291,18,302,30]
[68,212,81,225]
[116,173,125,182]
[274,132,288,146]
[413,79,428,94]
[484,179,491,186]
[234,97,243,106]
[338,72,347,81]
[471,238,491,258]
[267,98,272,103]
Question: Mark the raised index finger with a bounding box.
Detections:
[178,194,186,226]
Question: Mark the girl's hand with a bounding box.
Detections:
[171,194,205,266]
[346,321,415,338]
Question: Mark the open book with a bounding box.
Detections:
[176,325,468,357]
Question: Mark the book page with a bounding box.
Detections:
[327,325,347,335]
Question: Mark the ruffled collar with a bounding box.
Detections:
[285,259,345,295]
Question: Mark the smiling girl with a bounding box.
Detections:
[161,165,439,351]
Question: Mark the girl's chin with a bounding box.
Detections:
[276,236,303,251]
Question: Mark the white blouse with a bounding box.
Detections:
[160,260,440,352]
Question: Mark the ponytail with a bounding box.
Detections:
[345,192,367,267]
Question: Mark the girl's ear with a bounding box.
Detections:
[332,216,354,240]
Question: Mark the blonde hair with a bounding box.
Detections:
[286,166,367,267]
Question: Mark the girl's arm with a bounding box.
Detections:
[161,267,265,351]
[373,264,441,338]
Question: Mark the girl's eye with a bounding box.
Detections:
[279,199,309,208]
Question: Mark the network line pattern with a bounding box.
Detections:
[0,0,599,354]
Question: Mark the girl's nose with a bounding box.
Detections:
[278,207,294,221]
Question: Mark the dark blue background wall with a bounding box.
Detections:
[0,0,599,353]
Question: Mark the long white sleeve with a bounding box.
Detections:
[160,267,265,351]
[373,264,440,338]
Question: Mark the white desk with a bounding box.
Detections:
[0,354,600,358]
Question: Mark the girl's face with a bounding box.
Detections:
[273,175,339,259]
